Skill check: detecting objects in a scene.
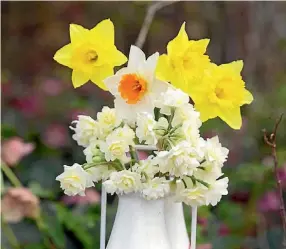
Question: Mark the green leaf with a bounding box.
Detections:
[56,204,93,249]
[41,211,65,249]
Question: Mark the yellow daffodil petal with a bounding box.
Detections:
[53,44,73,68]
[230,60,244,73]
[187,39,210,54]
[218,107,242,130]
[90,19,114,46]
[156,54,171,82]
[90,66,114,90]
[109,47,127,66]
[72,70,90,88]
[243,89,253,104]
[194,102,217,122]
[70,24,89,44]
[167,22,189,56]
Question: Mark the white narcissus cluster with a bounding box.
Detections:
[56,45,230,207]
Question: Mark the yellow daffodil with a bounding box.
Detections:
[156,22,210,93]
[191,61,253,129]
[53,19,127,89]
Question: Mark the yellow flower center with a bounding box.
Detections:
[85,50,98,64]
[118,74,147,104]
[215,87,225,99]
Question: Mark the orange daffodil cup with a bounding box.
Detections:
[54,19,253,130]
[104,45,168,124]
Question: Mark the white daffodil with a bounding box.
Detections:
[111,124,135,146]
[70,115,100,147]
[83,142,104,163]
[56,163,94,196]
[205,177,229,206]
[142,177,170,200]
[156,87,190,115]
[204,136,229,167]
[175,180,208,207]
[97,106,122,132]
[136,112,157,145]
[133,156,159,178]
[193,161,223,183]
[86,165,115,183]
[103,170,142,195]
[156,141,201,177]
[104,45,168,124]
[172,103,202,128]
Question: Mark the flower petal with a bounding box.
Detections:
[127,45,146,70]
[90,19,114,46]
[218,107,242,130]
[53,44,73,68]
[167,22,189,56]
[90,66,114,90]
[72,70,90,88]
[187,39,210,54]
[104,75,121,96]
[70,24,89,44]
[156,54,171,82]
[243,89,253,104]
[109,47,127,66]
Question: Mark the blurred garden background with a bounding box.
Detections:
[1,1,286,249]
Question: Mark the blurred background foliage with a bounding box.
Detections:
[1,1,286,249]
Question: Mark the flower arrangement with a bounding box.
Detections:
[54,19,253,208]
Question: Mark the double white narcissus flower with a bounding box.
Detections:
[97,107,122,138]
[172,103,202,128]
[136,112,157,145]
[156,141,201,177]
[104,45,168,124]
[204,136,229,167]
[103,170,142,195]
[205,177,229,206]
[99,125,135,163]
[133,156,159,178]
[56,163,94,196]
[175,179,208,207]
[156,87,190,115]
[142,177,170,200]
[70,115,100,147]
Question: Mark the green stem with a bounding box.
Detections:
[129,146,139,162]
[83,161,111,170]
[1,220,21,249]
[167,108,175,130]
[182,179,188,188]
[1,162,22,187]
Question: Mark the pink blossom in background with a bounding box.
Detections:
[40,78,64,96]
[218,223,230,236]
[258,191,280,212]
[10,95,45,118]
[197,216,208,228]
[196,244,212,249]
[42,124,69,148]
[62,189,100,205]
[1,188,40,223]
[1,137,35,166]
